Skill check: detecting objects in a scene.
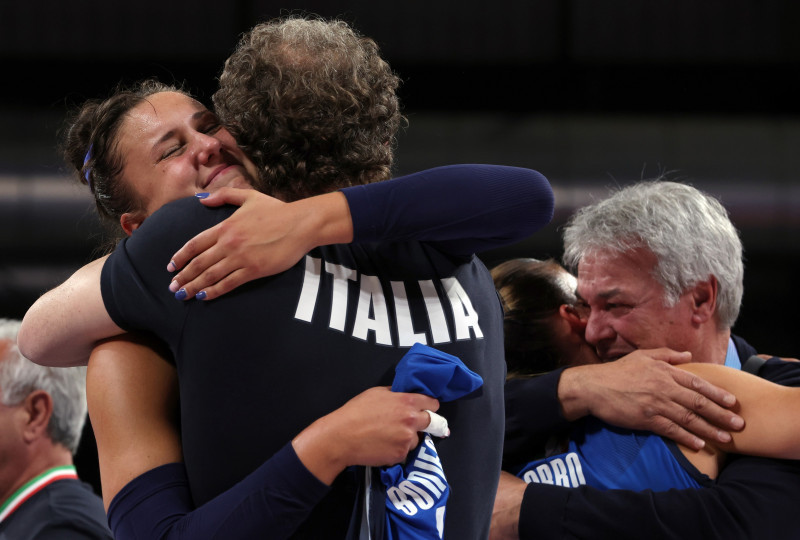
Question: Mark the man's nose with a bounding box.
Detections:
[583,311,614,346]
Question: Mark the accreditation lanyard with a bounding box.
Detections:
[0,465,78,524]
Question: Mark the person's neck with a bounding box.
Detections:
[0,445,73,506]
[694,327,731,365]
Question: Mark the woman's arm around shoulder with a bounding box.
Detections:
[19,256,124,367]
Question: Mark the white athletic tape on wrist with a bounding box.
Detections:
[423,410,450,438]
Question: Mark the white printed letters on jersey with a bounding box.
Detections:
[295,256,484,346]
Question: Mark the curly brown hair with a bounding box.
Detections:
[213,16,405,201]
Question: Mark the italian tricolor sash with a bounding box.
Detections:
[0,465,78,524]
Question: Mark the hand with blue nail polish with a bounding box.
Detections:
[165,187,353,303]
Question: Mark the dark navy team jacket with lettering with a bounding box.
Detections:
[102,164,554,539]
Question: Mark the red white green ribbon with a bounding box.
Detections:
[0,465,78,524]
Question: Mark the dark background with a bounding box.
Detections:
[2,1,800,496]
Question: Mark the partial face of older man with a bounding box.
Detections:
[576,247,716,363]
[0,340,24,502]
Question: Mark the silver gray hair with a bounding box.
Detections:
[0,319,87,454]
[562,181,744,329]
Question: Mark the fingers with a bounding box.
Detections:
[648,401,732,450]
[186,270,253,302]
[169,243,229,299]
[649,348,693,365]
[196,187,251,208]
[647,416,707,450]
[679,368,737,408]
[172,261,255,302]
[671,368,743,429]
[168,189,253,273]
[642,370,744,449]
[167,226,221,275]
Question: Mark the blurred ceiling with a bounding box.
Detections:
[2,0,800,353]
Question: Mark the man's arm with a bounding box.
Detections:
[18,256,123,367]
[513,454,800,540]
[167,164,554,300]
[504,349,743,465]
[499,358,800,540]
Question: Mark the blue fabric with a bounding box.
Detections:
[379,343,483,540]
[390,343,483,401]
[723,337,741,369]
[514,417,711,492]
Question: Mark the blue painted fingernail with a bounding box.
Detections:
[195,192,210,199]
[167,260,177,272]
[175,288,188,300]
[195,291,207,300]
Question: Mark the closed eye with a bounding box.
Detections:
[160,144,184,160]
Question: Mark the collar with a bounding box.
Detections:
[0,465,78,524]
[724,337,741,369]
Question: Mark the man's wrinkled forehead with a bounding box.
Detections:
[575,247,662,297]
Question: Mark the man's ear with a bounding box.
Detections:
[120,212,145,236]
[21,390,53,444]
[691,276,718,324]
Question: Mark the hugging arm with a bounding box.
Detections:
[20,164,554,357]
[18,256,123,367]
[341,164,554,254]
[168,164,554,299]
[91,337,438,539]
[503,349,742,469]
[679,362,800,460]
[514,449,800,540]
[499,360,800,540]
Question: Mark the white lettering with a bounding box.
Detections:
[442,277,483,340]
[414,445,446,479]
[293,257,486,348]
[551,458,568,487]
[419,280,451,344]
[522,469,539,484]
[521,452,586,488]
[535,463,554,485]
[406,471,443,498]
[324,262,357,332]
[566,453,586,486]
[387,486,418,516]
[294,257,322,322]
[391,281,427,346]
[352,274,392,345]
[400,480,435,510]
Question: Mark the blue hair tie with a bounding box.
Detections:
[83,145,93,189]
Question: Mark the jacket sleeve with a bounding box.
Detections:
[107,443,331,540]
[342,164,554,257]
[518,453,800,539]
[503,369,572,469]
